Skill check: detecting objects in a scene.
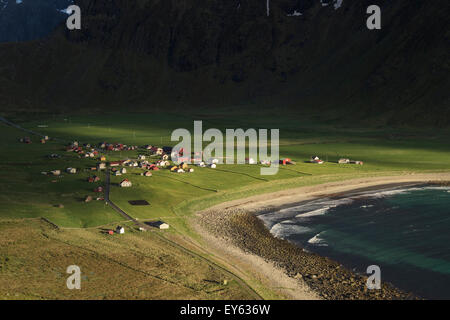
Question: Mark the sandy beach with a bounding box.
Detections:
[194,172,450,300]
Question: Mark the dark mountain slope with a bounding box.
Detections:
[0,0,448,126]
[0,0,72,42]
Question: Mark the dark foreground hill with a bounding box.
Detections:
[0,0,449,126]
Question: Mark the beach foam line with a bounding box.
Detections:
[261,183,450,241]
[355,185,450,199]
[294,198,354,218]
[295,207,330,218]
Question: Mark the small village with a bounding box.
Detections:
[20,135,364,235]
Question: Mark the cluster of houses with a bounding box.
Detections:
[170,162,195,173]
[99,142,138,152]
[144,145,173,156]
[112,167,127,176]
[338,158,364,165]
[19,136,48,144]
[87,175,101,183]
[66,141,100,158]
[309,156,364,165]
[122,158,170,170]
[41,168,78,176]
[66,140,139,158]
[41,169,63,176]
[109,221,170,235]
[195,158,219,169]
[85,175,105,201]
[280,158,296,165]
[98,142,138,151]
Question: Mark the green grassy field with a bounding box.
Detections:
[0,219,252,300]
[1,112,450,230]
[1,112,449,299]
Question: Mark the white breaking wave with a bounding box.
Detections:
[295,207,330,218]
[295,198,354,218]
[424,186,450,191]
[307,232,328,246]
[270,222,311,239]
[356,186,450,199]
[261,184,450,242]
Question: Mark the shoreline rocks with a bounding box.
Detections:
[198,208,418,300]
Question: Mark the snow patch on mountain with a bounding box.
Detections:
[319,0,344,10]
[287,10,302,17]
[334,0,343,10]
[0,0,8,10]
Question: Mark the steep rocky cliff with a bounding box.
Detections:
[0,0,448,126]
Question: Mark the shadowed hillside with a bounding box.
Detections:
[0,0,448,126]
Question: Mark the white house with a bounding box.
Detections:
[66,167,77,174]
[116,226,125,234]
[119,179,132,187]
[158,223,169,230]
[153,221,169,230]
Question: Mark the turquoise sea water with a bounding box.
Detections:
[259,185,450,299]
